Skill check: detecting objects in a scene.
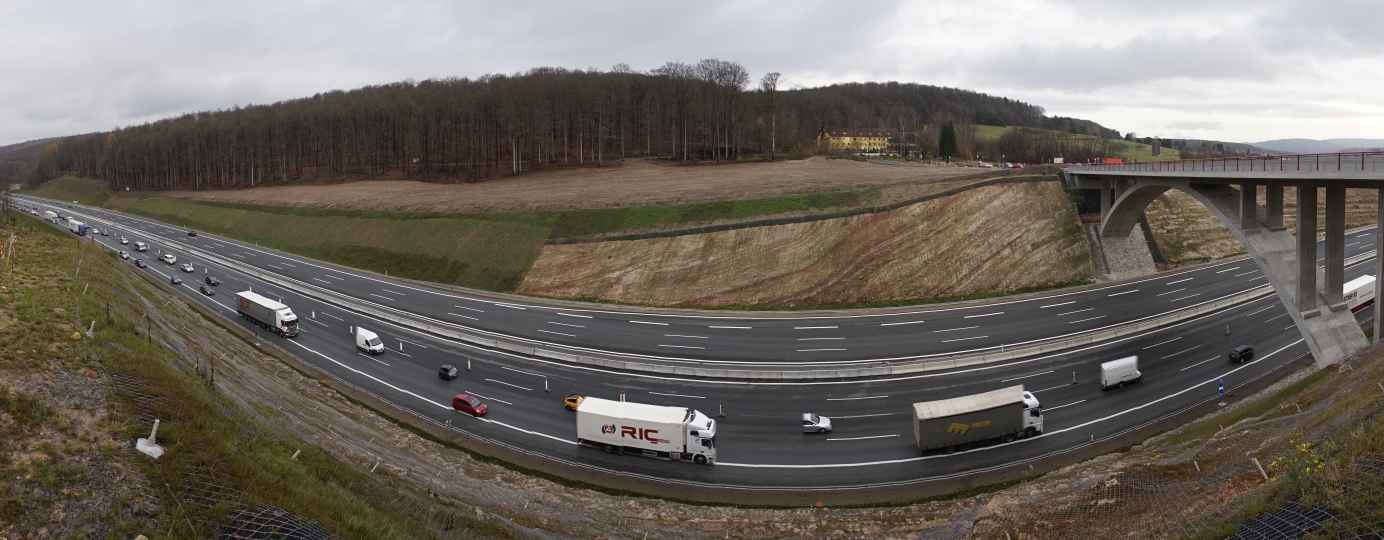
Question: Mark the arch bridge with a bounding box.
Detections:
[1063,152,1384,367]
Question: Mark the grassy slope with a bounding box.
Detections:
[0,214,437,537]
[28,176,866,291]
[974,124,1182,162]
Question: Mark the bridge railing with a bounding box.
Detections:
[1067,151,1384,176]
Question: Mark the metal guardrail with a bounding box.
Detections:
[1069,151,1384,177]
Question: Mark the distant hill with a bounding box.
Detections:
[1253,138,1384,154]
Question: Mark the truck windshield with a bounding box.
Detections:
[367,338,381,347]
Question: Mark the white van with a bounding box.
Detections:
[1100,356,1142,390]
[355,327,384,355]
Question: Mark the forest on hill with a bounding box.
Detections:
[10,59,1122,191]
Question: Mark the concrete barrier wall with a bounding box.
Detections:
[148,228,1340,380]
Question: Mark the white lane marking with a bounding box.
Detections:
[306,318,330,328]
[1031,382,1072,393]
[1056,308,1094,316]
[829,412,899,419]
[1215,266,1241,274]
[630,320,670,326]
[1169,293,1201,302]
[391,349,413,358]
[659,344,705,350]
[464,391,514,406]
[1265,313,1289,323]
[311,277,332,285]
[708,325,752,329]
[278,261,296,268]
[796,337,845,341]
[932,325,980,333]
[380,288,408,296]
[230,254,246,259]
[1246,276,1267,283]
[664,334,708,339]
[1045,399,1086,412]
[794,325,839,330]
[1106,289,1139,297]
[796,348,847,352]
[493,302,527,310]
[1068,315,1107,324]
[501,366,545,377]
[1245,305,1276,317]
[1165,277,1194,285]
[548,321,585,329]
[485,378,533,392]
[964,312,1005,319]
[1155,288,1187,297]
[1161,344,1203,359]
[1001,370,1054,383]
[368,293,394,301]
[357,353,391,367]
[397,338,428,349]
[1039,301,1076,309]
[1180,356,1218,372]
[827,434,899,442]
[455,305,485,313]
[557,312,592,319]
[537,329,575,337]
[649,391,706,399]
[1284,324,1297,331]
[446,312,480,321]
[1233,271,1258,278]
[880,320,926,326]
[826,395,888,401]
[1142,336,1183,350]
[718,339,1306,468]
[940,336,988,343]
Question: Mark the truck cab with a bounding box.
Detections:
[134,242,148,252]
[685,409,717,464]
[1022,391,1043,436]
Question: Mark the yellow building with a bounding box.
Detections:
[819,130,893,153]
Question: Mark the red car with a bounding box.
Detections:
[452,393,488,416]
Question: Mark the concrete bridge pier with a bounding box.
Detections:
[1092,178,1367,367]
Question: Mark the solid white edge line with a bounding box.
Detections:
[827,434,900,441]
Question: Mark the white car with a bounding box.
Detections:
[801,412,833,434]
[180,263,195,273]
[120,237,129,245]
[161,254,177,265]
[119,251,129,260]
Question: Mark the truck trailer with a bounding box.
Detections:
[1344,275,1375,313]
[235,291,300,337]
[67,220,89,236]
[912,385,1042,453]
[575,397,717,465]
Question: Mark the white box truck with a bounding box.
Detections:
[912,385,1042,453]
[355,327,384,354]
[43,210,57,223]
[575,397,717,465]
[1344,275,1375,313]
[67,220,89,236]
[235,291,300,337]
[134,241,148,252]
[1100,356,1142,390]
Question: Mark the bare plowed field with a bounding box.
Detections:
[166,158,983,213]
[518,181,1090,307]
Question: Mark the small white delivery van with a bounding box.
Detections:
[355,327,385,355]
[1100,356,1142,390]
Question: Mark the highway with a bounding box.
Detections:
[13,196,1359,366]
[13,195,1371,493]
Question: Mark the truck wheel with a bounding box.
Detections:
[694,455,707,465]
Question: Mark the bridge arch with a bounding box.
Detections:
[1098,180,1366,367]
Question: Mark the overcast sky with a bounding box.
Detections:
[3,0,1382,146]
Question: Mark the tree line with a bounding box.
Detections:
[14,60,1123,191]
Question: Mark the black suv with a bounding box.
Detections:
[438,364,459,381]
[204,275,221,286]
[1228,345,1254,364]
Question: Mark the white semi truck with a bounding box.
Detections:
[43,210,58,223]
[575,397,717,465]
[235,291,300,337]
[912,385,1043,453]
[1344,275,1376,313]
[67,219,89,236]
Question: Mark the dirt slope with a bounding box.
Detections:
[1145,187,1380,265]
[518,181,1091,308]
[165,157,983,213]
